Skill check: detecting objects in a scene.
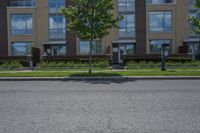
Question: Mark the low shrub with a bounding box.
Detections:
[0,61,23,69]
[126,61,200,68]
[37,59,110,68]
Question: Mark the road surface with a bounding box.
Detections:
[0,80,200,133]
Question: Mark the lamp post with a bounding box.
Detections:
[161,43,170,71]
[27,54,33,70]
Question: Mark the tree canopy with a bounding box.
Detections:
[61,0,122,40]
[61,0,122,73]
[190,0,200,34]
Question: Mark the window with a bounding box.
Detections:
[118,0,135,12]
[149,40,171,54]
[119,14,135,37]
[9,0,36,7]
[126,44,135,54]
[11,42,32,56]
[48,0,65,9]
[80,41,102,54]
[11,14,33,35]
[149,11,172,32]
[146,0,174,4]
[49,15,66,40]
[52,45,66,56]
[189,11,199,36]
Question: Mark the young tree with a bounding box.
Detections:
[61,0,122,74]
[190,0,200,34]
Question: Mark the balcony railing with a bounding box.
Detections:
[9,0,36,7]
[49,28,66,40]
[118,3,135,12]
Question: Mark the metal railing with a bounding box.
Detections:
[9,0,36,7]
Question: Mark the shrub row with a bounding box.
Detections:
[37,59,110,68]
[124,58,193,64]
[126,61,200,68]
[0,61,23,69]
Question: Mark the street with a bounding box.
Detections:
[0,80,200,133]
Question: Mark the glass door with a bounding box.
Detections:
[118,44,135,63]
[118,45,127,63]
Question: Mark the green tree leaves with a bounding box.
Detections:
[61,0,122,73]
[190,0,200,34]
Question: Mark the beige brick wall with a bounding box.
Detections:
[7,7,35,55]
[146,0,189,54]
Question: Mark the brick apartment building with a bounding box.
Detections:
[0,0,200,63]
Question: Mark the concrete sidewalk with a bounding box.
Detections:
[0,76,200,81]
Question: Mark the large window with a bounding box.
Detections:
[119,14,135,37]
[80,41,102,54]
[49,15,66,40]
[11,14,33,35]
[11,42,32,56]
[146,0,174,4]
[118,0,135,12]
[48,0,65,9]
[149,11,172,32]
[149,40,171,54]
[9,0,36,7]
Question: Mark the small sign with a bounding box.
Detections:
[164,51,169,56]
[113,48,118,53]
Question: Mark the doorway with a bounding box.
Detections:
[118,44,135,63]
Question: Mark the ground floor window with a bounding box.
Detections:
[149,40,171,54]
[188,43,200,54]
[79,40,102,54]
[11,42,32,56]
[126,44,135,55]
[44,45,67,56]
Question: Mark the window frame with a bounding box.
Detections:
[148,11,173,32]
[10,14,33,35]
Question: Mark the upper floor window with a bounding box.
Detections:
[118,0,135,12]
[11,14,33,35]
[48,0,65,9]
[189,0,196,10]
[119,14,135,38]
[146,0,174,4]
[9,0,36,7]
[49,14,66,40]
[149,11,172,32]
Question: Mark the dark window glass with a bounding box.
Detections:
[11,14,33,35]
[11,42,32,56]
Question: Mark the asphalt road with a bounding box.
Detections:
[0,80,200,133]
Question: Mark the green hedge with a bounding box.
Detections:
[0,60,28,67]
[124,58,193,64]
[0,61,23,69]
[37,59,110,68]
[126,61,200,68]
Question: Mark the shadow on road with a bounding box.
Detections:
[63,78,137,85]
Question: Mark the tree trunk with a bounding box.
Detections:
[89,39,93,74]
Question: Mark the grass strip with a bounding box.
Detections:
[0,69,200,77]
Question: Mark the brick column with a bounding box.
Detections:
[135,0,146,56]
[0,1,8,57]
[66,0,77,57]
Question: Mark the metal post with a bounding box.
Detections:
[192,44,196,60]
[27,55,33,70]
[161,47,166,71]
[161,44,169,71]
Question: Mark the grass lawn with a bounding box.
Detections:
[0,68,200,77]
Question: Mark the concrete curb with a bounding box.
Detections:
[0,76,200,81]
